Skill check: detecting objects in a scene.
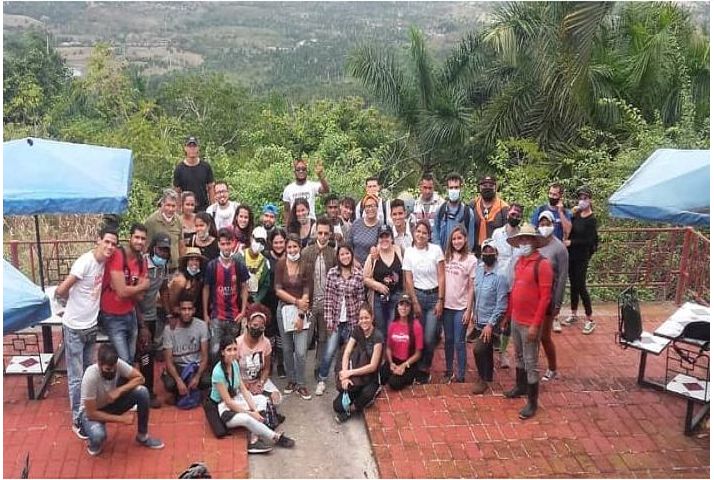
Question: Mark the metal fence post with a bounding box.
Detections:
[674,227,693,306]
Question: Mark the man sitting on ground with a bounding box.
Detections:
[161,297,211,406]
[78,343,164,456]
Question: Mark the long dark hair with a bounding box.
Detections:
[195,211,218,239]
[233,205,254,243]
[394,300,417,358]
[218,335,237,396]
[336,242,354,269]
[288,198,311,234]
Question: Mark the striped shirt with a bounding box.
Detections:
[205,258,250,321]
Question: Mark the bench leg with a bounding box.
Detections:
[26,375,35,400]
[684,400,710,436]
[636,351,665,390]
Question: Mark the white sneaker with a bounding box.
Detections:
[582,320,596,335]
[315,381,326,396]
[541,369,557,382]
[552,318,562,333]
[562,314,579,325]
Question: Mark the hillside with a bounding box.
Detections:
[3,1,495,99]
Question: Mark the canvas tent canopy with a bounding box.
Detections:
[608,149,710,227]
[3,259,52,335]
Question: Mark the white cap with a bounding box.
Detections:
[252,226,268,241]
[538,210,555,223]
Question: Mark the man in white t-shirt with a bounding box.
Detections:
[282,158,330,225]
[205,180,239,231]
[55,226,118,439]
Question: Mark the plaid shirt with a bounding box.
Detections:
[324,264,364,331]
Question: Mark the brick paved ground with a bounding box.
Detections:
[365,305,710,479]
[3,336,248,479]
[3,304,710,478]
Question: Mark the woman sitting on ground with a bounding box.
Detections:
[379,294,424,390]
[210,335,295,454]
[333,302,384,423]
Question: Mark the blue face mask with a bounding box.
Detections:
[152,254,167,267]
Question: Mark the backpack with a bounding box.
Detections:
[176,362,202,410]
[436,202,472,235]
[618,287,642,344]
[672,320,710,364]
[178,462,211,479]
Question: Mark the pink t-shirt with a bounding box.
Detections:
[236,334,272,395]
[444,253,477,310]
[387,319,424,362]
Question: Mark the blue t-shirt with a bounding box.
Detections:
[530,205,572,241]
[210,359,241,403]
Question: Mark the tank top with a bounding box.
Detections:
[373,252,403,294]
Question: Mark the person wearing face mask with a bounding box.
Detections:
[536,210,569,383]
[287,197,317,248]
[486,203,525,368]
[236,226,272,306]
[432,172,475,252]
[316,244,365,396]
[301,217,338,381]
[189,212,219,260]
[169,247,208,328]
[471,175,510,257]
[145,188,186,271]
[79,343,164,456]
[203,228,251,364]
[470,239,508,394]
[529,182,573,241]
[504,225,552,420]
[564,187,599,335]
[161,297,211,407]
[136,232,172,409]
[264,229,288,378]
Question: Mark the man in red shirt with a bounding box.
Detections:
[100,224,151,363]
[503,225,552,420]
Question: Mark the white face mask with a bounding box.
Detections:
[287,252,301,262]
[161,212,175,223]
[578,199,590,210]
[520,244,533,256]
[220,250,232,260]
[538,226,554,238]
[447,189,461,202]
[250,241,265,254]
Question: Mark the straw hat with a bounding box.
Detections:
[178,247,208,269]
[506,224,548,249]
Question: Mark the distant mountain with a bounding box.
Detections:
[3,1,496,99]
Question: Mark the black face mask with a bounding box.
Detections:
[482,254,497,266]
[507,217,521,227]
[548,197,560,207]
[480,188,496,200]
[101,369,117,381]
[249,327,264,339]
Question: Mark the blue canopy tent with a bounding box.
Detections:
[3,260,52,335]
[3,138,132,343]
[609,149,710,226]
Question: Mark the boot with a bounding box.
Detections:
[504,368,527,398]
[518,382,539,420]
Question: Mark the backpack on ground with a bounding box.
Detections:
[178,462,211,479]
[617,287,642,344]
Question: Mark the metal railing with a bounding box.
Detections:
[4,227,709,305]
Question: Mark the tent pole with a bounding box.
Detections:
[34,215,45,291]
[35,215,53,354]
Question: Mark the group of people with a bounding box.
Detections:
[54,135,599,457]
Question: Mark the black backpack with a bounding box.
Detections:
[672,321,710,365]
[618,287,642,343]
[178,462,211,479]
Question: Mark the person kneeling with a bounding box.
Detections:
[333,303,384,423]
[211,335,296,454]
[379,295,423,391]
[79,343,164,456]
[161,297,211,407]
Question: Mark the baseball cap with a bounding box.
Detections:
[262,203,278,216]
[252,226,268,241]
[538,210,555,223]
[184,136,199,146]
[479,175,497,185]
[397,294,413,305]
[576,186,593,198]
[481,238,498,254]
[153,232,171,248]
[377,224,393,237]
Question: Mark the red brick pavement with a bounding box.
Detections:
[3,334,248,479]
[365,305,710,479]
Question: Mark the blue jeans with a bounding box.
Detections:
[442,308,466,380]
[64,324,98,423]
[277,301,311,386]
[100,311,138,363]
[80,385,150,452]
[415,289,439,371]
[318,322,353,380]
[373,291,399,340]
[209,319,241,364]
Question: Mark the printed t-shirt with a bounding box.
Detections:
[444,254,478,310]
[205,258,250,320]
[162,318,209,366]
[236,334,272,395]
[387,319,424,361]
[282,181,322,220]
